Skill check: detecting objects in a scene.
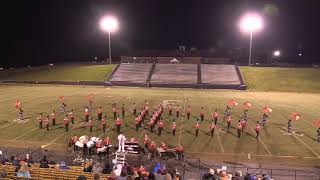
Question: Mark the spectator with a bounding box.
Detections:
[12,157,20,166]
[59,161,70,170]
[94,173,101,180]
[148,172,155,180]
[77,175,87,180]
[117,170,127,180]
[233,170,244,180]
[40,156,49,168]
[16,162,31,178]
[92,162,103,174]
[261,173,271,180]
[126,165,134,176]
[84,161,93,172]
[102,163,113,174]
[0,170,7,178]
[219,170,228,180]
[24,154,34,165]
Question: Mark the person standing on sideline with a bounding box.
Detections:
[133,102,137,116]
[50,110,56,126]
[195,119,200,137]
[64,115,69,132]
[117,132,126,152]
[101,115,107,133]
[37,113,44,129]
[172,121,177,136]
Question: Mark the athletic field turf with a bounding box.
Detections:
[0,84,319,165]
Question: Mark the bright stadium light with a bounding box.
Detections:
[239,13,264,66]
[273,50,281,57]
[100,16,119,64]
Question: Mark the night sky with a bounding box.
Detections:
[3,0,320,66]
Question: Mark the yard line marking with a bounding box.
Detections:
[0,121,15,129]
[248,125,272,156]
[178,91,187,145]
[187,151,296,158]
[8,127,38,141]
[202,90,225,153]
[41,132,68,149]
[292,133,320,158]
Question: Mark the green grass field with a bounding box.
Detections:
[0,64,116,82]
[0,84,319,165]
[241,67,320,93]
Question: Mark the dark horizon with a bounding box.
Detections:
[3,0,320,67]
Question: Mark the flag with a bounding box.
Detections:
[313,120,320,127]
[59,96,65,102]
[263,106,273,113]
[291,112,301,121]
[15,100,21,109]
[243,102,252,108]
[228,99,238,106]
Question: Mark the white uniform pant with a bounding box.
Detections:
[118,142,125,152]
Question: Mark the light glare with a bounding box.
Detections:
[239,13,263,33]
[100,16,119,33]
[273,50,280,57]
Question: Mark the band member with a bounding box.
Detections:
[84,107,90,122]
[50,110,56,126]
[158,119,164,136]
[186,106,191,120]
[143,134,150,149]
[117,132,126,152]
[149,117,155,132]
[227,115,232,130]
[130,137,137,144]
[172,121,177,136]
[262,113,268,126]
[37,113,43,129]
[210,121,216,137]
[70,135,78,152]
[288,119,292,133]
[174,144,184,160]
[255,122,261,138]
[18,108,24,122]
[133,102,137,115]
[115,115,122,134]
[161,141,168,150]
[213,109,218,125]
[176,105,180,118]
[224,106,231,117]
[195,120,200,137]
[237,120,242,138]
[113,105,117,119]
[45,115,50,131]
[243,109,248,121]
[97,107,102,121]
[121,104,125,118]
[200,107,205,121]
[241,118,246,132]
[144,101,149,115]
[148,141,156,159]
[60,103,67,114]
[88,119,93,132]
[64,115,69,132]
[69,109,75,124]
[168,103,173,116]
[135,116,140,132]
[102,115,107,133]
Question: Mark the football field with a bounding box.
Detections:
[0,84,319,165]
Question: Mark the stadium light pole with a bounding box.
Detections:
[239,13,263,66]
[100,16,119,64]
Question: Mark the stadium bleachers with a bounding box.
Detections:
[150,64,198,87]
[201,64,241,85]
[108,63,152,86]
